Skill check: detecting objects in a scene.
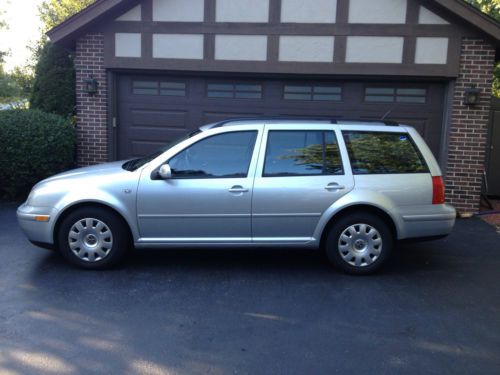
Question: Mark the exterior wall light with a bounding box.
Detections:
[464,87,480,106]
[85,77,99,95]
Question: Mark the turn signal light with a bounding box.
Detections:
[432,176,445,205]
[35,215,50,222]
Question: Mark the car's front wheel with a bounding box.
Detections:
[57,207,130,269]
[325,212,393,275]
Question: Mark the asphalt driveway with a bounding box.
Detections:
[1,202,499,374]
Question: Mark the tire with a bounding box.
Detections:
[57,207,130,269]
[325,212,393,275]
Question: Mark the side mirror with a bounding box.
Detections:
[158,164,172,179]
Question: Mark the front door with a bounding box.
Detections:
[137,128,261,243]
[252,124,354,243]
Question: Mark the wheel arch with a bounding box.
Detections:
[319,204,398,249]
[53,201,134,246]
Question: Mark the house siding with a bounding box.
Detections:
[75,33,108,166]
[446,37,495,212]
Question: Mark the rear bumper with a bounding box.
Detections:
[399,204,456,240]
[17,204,57,245]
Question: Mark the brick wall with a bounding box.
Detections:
[75,33,108,166]
[446,37,496,213]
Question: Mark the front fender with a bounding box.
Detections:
[50,189,139,243]
[313,189,403,241]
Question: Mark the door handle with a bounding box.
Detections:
[325,183,345,191]
[228,185,249,193]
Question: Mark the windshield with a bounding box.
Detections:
[122,129,202,171]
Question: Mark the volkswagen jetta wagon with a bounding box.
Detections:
[17,119,456,274]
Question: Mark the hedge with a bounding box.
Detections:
[0,109,75,200]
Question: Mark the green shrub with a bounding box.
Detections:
[0,109,75,199]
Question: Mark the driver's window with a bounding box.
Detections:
[168,131,257,179]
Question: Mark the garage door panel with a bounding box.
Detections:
[129,108,189,129]
[202,111,266,124]
[130,140,168,158]
[117,74,446,160]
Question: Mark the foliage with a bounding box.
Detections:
[39,0,96,33]
[0,73,20,101]
[0,109,75,199]
[28,0,96,116]
[465,0,500,22]
[465,0,500,97]
[30,42,75,117]
[10,66,34,98]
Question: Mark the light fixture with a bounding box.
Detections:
[464,87,480,106]
[84,77,99,95]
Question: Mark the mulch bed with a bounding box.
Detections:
[480,198,500,233]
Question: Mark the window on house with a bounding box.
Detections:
[364,87,427,103]
[133,80,186,96]
[284,85,342,101]
[207,83,262,99]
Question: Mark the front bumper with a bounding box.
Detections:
[17,204,58,245]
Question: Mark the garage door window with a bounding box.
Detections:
[343,131,429,174]
[207,83,262,99]
[168,131,257,179]
[263,131,343,177]
[364,87,427,103]
[284,85,342,101]
[133,81,186,96]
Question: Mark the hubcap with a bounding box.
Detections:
[68,218,113,262]
[338,223,382,267]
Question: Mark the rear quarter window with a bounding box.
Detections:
[342,131,429,174]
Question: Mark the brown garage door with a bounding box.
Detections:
[117,74,445,159]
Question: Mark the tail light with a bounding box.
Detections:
[432,176,445,204]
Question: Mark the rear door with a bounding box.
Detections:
[251,124,354,243]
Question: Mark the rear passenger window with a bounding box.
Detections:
[263,131,343,177]
[342,131,429,174]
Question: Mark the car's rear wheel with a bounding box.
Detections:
[57,207,130,269]
[325,212,393,275]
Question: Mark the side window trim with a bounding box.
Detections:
[166,130,259,180]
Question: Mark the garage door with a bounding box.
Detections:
[117,74,445,159]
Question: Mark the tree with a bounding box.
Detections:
[39,0,96,33]
[30,42,75,116]
[30,0,96,116]
[465,0,500,97]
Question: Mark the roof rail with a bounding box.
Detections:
[210,116,400,128]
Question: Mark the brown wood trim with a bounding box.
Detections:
[267,35,279,62]
[403,0,419,64]
[142,32,152,58]
[105,57,460,78]
[269,0,281,24]
[48,0,499,48]
[204,34,215,60]
[107,21,460,37]
[336,0,349,24]
[204,0,216,23]
[142,0,152,22]
[430,0,500,42]
[334,0,348,64]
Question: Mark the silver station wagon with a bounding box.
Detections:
[17,119,456,274]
